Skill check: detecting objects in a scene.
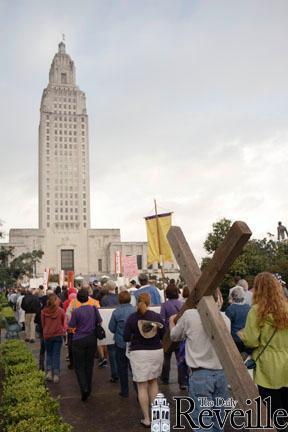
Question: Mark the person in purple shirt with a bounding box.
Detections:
[160,285,187,389]
[69,289,102,401]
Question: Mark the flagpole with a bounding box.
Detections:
[154,199,165,280]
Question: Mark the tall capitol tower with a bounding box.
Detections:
[39,41,90,231]
[7,42,147,276]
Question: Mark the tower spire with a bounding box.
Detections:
[58,37,66,54]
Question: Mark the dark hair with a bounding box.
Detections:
[138,273,148,285]
[55,286,61,295]
[130,280,136,285]
[119,291,131,304]
[38,285,44,290]
[233,276,241,284]
[47,293,58,311]
[77,288,89,304]
[182,286,190,299]
[165,285,179,300]
[169,279,176,285]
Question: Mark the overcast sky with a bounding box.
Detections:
[1,0,288,262]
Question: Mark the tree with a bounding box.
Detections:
[204,218,232,254]
[0,219,4,239]
[0,246,15,289]
[9,250,44,280]
[202,218,288,306]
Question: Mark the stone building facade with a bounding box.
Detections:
[5,42,177,278]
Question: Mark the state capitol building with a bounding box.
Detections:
[5,41,153,277]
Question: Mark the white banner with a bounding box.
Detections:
[115,250,122,274]
[29,277,44,289]
[43,269,50,292]
[59,270,65,287]
[97,306,161,346]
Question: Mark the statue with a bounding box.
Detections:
[277,221,288,241]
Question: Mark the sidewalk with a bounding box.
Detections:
[29,339,182,432]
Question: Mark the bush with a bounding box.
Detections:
[0,294,16,328]
[0,340,72,432]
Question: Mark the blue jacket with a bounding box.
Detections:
[225,303,250,344]
[132,285,161,306]
[109,303,135,348]
[100,293,119,307]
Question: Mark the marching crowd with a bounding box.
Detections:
[6,271,288,430]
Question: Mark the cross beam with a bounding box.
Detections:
[167,223,275,432]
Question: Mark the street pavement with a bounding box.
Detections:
[29,339,184,432]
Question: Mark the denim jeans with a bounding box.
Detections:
[115,345,129,395]
[44,336,63,375]
[107,344,118,380]
[188,369,229,432]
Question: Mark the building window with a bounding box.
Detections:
[137,255,143,269]
[61,73,67,84]
[98,259,103,272]
[61,249,74,271]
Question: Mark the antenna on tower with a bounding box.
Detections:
[62,33,66,42]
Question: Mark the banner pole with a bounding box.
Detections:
[154,199,165,280]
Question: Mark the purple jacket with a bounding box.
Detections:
[69,305,102,341]
[124,310,165,351]
[160,299,182,330]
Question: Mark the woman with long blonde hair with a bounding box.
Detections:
[124,292,165,428]
[239,272,288,416]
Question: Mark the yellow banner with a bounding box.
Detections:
[145,213,173,264]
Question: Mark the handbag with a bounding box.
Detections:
[93,307,106,340]
[163,302,182,353]
[163,331,180,353]
[245,328,277,370]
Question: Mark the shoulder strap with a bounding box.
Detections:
[93,306,99,325]
[255,328,277,362]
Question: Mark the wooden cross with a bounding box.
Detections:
[167,222,275,432]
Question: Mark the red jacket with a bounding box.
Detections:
[41,306,65,340]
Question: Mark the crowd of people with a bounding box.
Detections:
[5,271,288,429]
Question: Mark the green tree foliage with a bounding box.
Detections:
[0,246,15,288]
[0,247,44,288]
[204,218,232,254]
[202,218,288,306]
[9,250,44,280]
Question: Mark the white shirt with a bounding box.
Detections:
[16,295,25,324]
[170,309,231,370]
[157,287,165,303]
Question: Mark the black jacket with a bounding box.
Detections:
[21,293,41,314]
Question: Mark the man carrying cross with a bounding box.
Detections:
[170,291,231,431]
[163,222,276,432]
